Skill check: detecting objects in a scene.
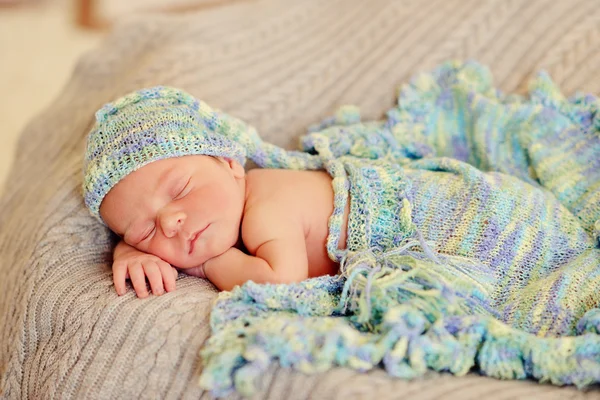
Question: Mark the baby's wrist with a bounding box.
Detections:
[114,248,136,261]
[114,240,145,260]
[183,263,207,279]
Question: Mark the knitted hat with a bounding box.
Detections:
[83,86,323,223]
[83,86,252,222]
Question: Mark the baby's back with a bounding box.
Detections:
[244,168,347,277]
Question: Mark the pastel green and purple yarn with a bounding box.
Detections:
[83,87,248,221]
[199,60,600,396]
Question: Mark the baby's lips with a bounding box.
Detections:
[189,224,210,254]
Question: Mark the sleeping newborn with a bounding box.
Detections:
[99,154,346,296]
[84,84,598,330]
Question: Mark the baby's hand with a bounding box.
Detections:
[113,241,178,298]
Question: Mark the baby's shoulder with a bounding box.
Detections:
[246,168,328,196]
[243,169,307,223]
[242,168,328,251]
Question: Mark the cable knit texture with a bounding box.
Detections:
[2,1,600,399]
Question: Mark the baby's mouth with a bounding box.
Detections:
[188,224,209,255]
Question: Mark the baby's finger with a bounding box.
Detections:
[129,262,149,298]
[158,261,177,292]
[143,261,165,296]
[113,261,128,296]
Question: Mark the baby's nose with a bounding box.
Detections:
[162,211,186,238]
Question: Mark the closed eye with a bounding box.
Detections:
[141,226,156,243]
[174,178,191,200]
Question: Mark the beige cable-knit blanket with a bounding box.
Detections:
[1,0,600,398]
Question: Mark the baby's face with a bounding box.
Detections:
[99,155,246,269]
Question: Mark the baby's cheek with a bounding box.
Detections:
[197,236,222,262]
[209,192,233,210]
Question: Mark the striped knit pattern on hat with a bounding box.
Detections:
[83,86,247,221]
[83,86,324,222]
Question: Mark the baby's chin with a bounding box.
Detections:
[169,226,240,268]
[180,239,236,268]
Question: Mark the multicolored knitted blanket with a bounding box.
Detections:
[198,61,600,396]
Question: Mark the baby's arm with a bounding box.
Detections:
[112,240,178,298]
[203,217,308,291]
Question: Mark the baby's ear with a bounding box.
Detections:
[224,158,245,178]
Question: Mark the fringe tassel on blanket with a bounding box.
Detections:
[199,232,600,397]
[337,229,498,325]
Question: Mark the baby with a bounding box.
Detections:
[84,87,348,297]
[99,156,347,296]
